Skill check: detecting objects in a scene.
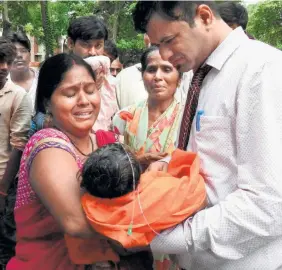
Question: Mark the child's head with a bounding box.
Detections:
[81,143,142,199]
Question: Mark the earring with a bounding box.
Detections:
[44,110,53,129]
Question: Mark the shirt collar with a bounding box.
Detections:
[0,80,13,95]
[205,27,249,71]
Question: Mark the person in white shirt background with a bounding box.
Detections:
[133,1,282,270]
[0,37,32,269]
[7,31,38,111]
[115,34,150,109]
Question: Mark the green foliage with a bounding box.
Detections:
[247,0,282,49]
[41,1,54,57]
[2,0,143,51]
[117,34,144,50]
[93,0,144,50]
[4,1,96,47]
[4,0,282,52]
[6,1,44,42]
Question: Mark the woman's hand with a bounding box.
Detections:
[137,152,167,167]
[108,238,151,256]
[146,161,168,172]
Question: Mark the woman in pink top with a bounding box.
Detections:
[7,53,152,270]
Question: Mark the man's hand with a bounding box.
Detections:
[84,56,106,91]
[95,66,105,91]
[146,161,168,172]
[91,261,114,270]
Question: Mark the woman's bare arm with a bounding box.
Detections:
[30,147,96,238]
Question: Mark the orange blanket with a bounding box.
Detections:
[65,149,206,264]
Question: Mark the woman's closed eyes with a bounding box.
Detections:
[59,82,97,98]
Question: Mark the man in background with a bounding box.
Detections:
[67,16,118,131]
[110,57,123,77]
[103,39,123,77]
[67,15,108,58]
[217,1,255,39]
[8,31,38,110]
[104,39,118,63]
[115,34,150,109]
[0,37,32,270]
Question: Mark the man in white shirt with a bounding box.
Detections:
[133,1,282,269]
[115,62,147,109]
[115,34,150,109]
[0,36,32,269]
[8,32,38,111]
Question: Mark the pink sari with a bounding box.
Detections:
[7,128,85,270]
[7,128,118,270]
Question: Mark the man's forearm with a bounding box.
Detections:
[0,148,22,193]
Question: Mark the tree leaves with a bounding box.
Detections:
[1,0,144,52]
[248,0,282,49]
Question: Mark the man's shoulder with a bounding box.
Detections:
[117,63,142,79]
[238,39,282,65]
[222,39,282,82]
[230,41,282,94]
[1,81,27,96]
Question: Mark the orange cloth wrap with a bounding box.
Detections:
[82,149,206,249]
[65,149,206,264]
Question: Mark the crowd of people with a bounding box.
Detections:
[0,1,282,270]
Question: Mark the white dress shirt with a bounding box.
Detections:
[26,68,38,112]
[151,27,282,270]
[115,63,148,109]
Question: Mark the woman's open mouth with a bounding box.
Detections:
[73,111,93,119]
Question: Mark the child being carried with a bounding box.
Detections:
[65,143,207,266]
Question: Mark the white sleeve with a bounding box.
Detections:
[151,61,282,260]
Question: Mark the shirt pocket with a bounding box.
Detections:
[193,116,237,203]
[194,116,235,177]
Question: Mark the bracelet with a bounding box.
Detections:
[0,190,8,197]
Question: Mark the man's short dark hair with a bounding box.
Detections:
[6,31,31,52]
[0,37,17,64]
[133,1,219,33]
[217,2,248,30]
[67,15,108,43]
[104,40,118,60]
[81,143,141,199]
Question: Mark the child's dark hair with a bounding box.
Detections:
[81,143,142,199]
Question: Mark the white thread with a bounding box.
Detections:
[119,143,162,237]
[118,143,136,231]
[136,186,161,236]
